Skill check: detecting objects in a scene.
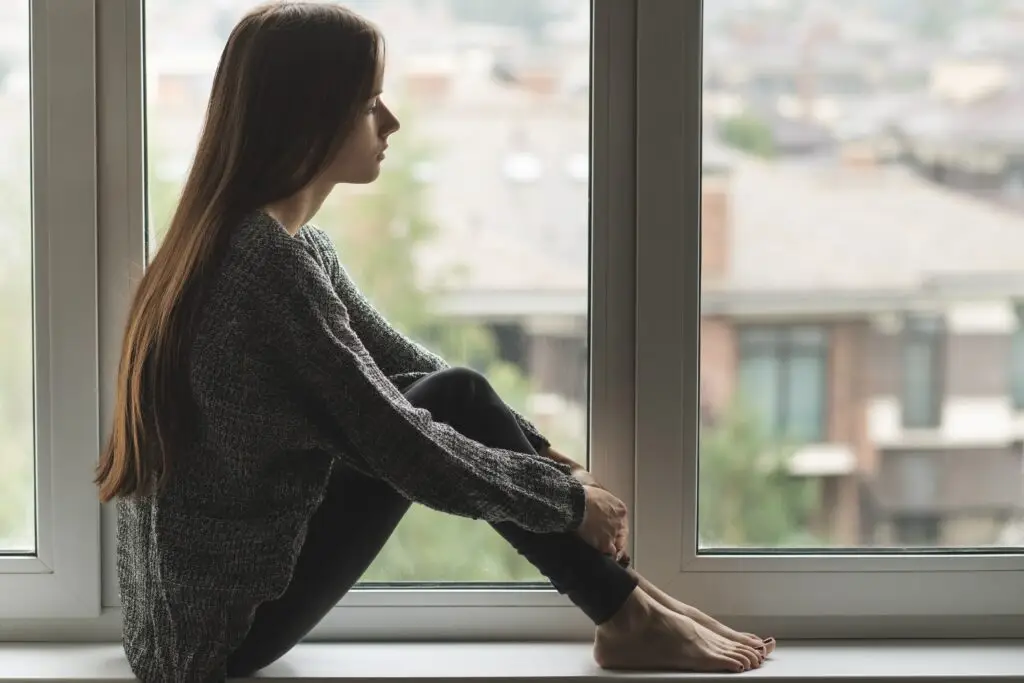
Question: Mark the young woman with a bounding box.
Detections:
[96,3,773,680]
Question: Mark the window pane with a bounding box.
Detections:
[898,452,939,510]
[740,327,781,349]
[788,325,826,350]
[893,515,941,547]
[0,0,35,554]
[700,0,1024,551]
[784,352,824,442]
[1011,306,1024,408]
[902,336,939,427]
[736,327,826,443]
[737,346,780,435]
[144,0,590,583]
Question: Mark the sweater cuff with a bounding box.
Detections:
[565,476,587,531]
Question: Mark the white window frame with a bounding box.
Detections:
[0,0,102,620]
[632,0,1024,639]
[86,0,638,642]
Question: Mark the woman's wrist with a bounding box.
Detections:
[571,467,599,488]
[541,445,584,470]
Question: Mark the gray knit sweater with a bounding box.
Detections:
[117,210,587,682]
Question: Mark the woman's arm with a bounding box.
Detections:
[540,444,585,472]
[254,235,586,534]
[308,227,552,452]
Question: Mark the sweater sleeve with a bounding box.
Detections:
[254,236,586,534]
[307,226,552,453]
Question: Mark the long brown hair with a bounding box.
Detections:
[96,2,383,502]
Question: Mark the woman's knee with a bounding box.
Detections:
[433,366,492,398]
[407,367,496,415]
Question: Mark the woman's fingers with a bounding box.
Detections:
[610,524,626,555]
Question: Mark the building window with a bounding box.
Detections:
[902,313,944,428]
[1011,304,1024,410]
[899,451,940,509]
[893,515,942,547]
[737,326,828,443]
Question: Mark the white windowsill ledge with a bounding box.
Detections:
[1,641,1023,682]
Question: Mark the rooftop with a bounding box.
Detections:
[720,159,1024,294]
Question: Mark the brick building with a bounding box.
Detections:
[700,147,1024,546]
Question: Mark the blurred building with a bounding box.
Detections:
[700,149,1024,546]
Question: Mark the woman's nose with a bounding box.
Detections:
[384,106,400,135]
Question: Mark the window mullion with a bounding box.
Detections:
[632,0,702,576]
[587,0,638,525]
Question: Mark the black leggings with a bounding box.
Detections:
[226,367,639,677]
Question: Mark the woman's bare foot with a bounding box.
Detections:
[594,588,764,673]
[629,569,776,656]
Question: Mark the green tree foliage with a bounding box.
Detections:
[718,113,775,159]
[699,402,820,548]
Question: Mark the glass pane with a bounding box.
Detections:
[903,339,937,427]
[893,515,941,546]
[788,325,826,350]
[700,0,1024,551]
[907,313,943,335]
[898,453,939,509]
[784,353,824,443]
[737,350,780,435]
[1012,328,1024,408]
[0,0,35,554]
[144,0,590,582]
[740,327,780,349]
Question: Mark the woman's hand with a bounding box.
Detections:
[576,485,629,558]
[570,466,600,488]
[570,467,631,565]
[542,447,631,564]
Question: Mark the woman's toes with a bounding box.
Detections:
[740,632,764,649]
[733,643,760,669]
[712,650,746,673]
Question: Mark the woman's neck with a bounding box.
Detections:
[263,180,333,236]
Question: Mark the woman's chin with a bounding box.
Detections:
[339,169,381,185]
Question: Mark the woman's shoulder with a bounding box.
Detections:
[231,210,317,259]
[296,222,333,251]
[212,213,347,319]
[218,211,327,284]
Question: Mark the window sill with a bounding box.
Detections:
[1,641,1022,681]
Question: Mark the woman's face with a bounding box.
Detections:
[324,63,400,185]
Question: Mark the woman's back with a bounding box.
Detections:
[119,212,337,680]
